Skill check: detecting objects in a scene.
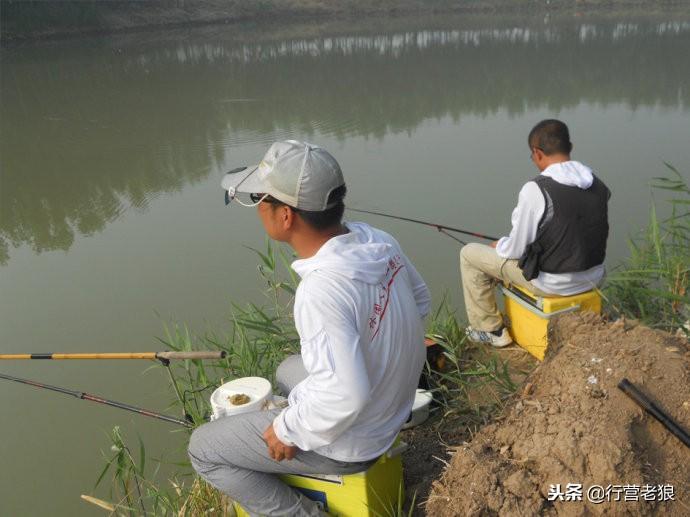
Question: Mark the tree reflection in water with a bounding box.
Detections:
[1,18,689,264]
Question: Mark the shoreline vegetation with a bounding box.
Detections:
[85,167,688,515]
[2,0,690,42]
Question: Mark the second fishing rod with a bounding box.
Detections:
[346,207,499,245]
[0,372,194,428]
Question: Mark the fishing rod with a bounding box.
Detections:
[0,372,193,428]
[346,207,499,242]
[0,351,225,365]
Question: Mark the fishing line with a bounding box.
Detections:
[437,228,468,246]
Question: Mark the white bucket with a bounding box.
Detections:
[402,389,433,429]
[210,377,272,420]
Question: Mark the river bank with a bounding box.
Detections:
[3,0,689,42]
[426,313,690,515]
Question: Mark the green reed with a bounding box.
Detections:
[423,295,517,426]
[603,164,689,336]
[85,241,302,514]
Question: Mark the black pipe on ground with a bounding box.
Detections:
[618,378,690,450]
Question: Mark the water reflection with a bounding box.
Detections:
[1,19,689,264]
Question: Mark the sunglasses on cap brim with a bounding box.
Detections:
[223,167,273,207]
[222,166,290,208]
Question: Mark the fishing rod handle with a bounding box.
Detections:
[156,351,226,360]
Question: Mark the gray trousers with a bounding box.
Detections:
[188,355,374,517]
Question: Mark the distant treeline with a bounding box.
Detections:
[2,19,689,263]
[1,0,686,40]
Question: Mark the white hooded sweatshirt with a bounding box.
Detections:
[495,160,606,295]
[273,222,431,462]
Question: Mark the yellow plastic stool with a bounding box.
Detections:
[500,284,601,360]
[234,441,406,516]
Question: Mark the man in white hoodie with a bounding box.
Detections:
[188,141,431,516]
[461,119,610,347]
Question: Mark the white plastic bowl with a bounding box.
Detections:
[210,377,272,420]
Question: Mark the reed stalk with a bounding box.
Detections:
[604,163,690,336]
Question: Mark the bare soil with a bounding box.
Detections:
[401,340,539,515]
[402,415,474,515]
[426,313,690,516]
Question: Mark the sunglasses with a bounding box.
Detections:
[223,164,290,207]
[224,192,267,207]
[250,193,270,203]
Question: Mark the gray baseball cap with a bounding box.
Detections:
[222,140,345,211]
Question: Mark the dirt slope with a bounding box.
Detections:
[427,313,690,516]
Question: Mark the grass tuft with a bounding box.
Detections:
[604,163,690,336]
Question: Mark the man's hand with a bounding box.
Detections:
[490,240,498,248]
[263,423,298,462]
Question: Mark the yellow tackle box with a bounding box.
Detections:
[501,284,601,360]
[234,441,405,516]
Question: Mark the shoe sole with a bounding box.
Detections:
[465,337,513,348]
[489,340,513,348]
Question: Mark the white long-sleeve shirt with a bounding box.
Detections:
[496,161,606,295]
[273,222,430,462]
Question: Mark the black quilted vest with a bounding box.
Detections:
[518,174,610,280]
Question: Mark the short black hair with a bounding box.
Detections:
[528,119,573,155]
[269,185,347,231]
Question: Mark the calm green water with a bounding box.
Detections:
[1,14,689,515]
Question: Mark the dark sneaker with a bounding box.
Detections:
[465,327,513,348]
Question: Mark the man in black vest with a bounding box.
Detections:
[460,119,610,347]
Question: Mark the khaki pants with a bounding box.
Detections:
[459,243,550,332]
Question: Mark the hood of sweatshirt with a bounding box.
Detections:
[541,160,594,189]
[291,222,392,285]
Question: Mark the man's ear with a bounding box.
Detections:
[282,205,295,230]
